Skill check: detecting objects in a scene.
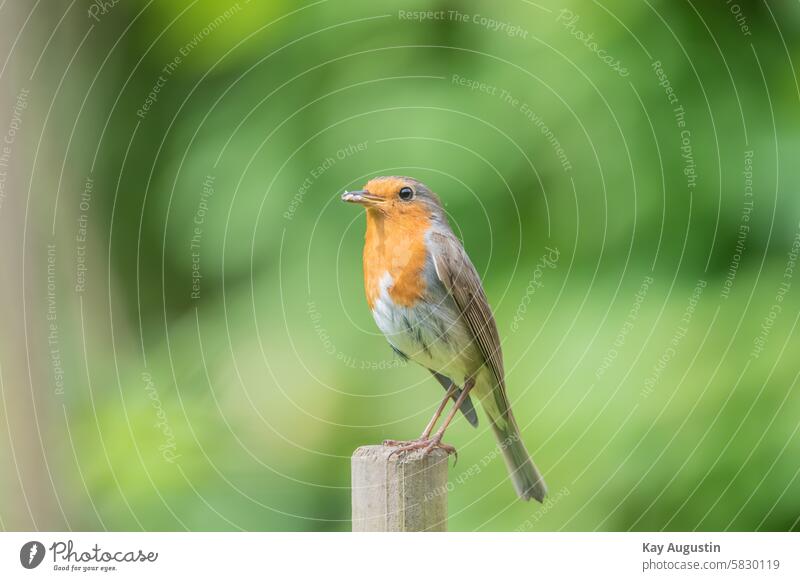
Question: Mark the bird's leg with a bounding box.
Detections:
[383,381,458,447]
[386,377,475,461]
[420,381,458,439]
[421,376,475,457]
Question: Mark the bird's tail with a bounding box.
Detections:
[490,413,547,502]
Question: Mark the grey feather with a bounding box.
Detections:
[429,229,547,502]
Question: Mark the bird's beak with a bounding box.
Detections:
[341,190,383,206]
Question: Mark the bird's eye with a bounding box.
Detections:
[398,186,414,201]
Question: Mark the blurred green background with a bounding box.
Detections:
[1,0,799,531]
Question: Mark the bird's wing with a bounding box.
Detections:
[429,230,507,399]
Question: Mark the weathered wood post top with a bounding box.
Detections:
[351,445,449,532]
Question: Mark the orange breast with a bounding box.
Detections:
[363,208,430,309]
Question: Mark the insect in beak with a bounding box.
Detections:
[341,190,384,206]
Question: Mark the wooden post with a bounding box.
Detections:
[351,445,449,531]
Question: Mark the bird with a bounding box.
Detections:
[342,176,547,502]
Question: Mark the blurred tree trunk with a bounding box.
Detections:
[0,0,97,531]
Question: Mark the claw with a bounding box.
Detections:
[424,436,458,465]
[383,436,458,463]
[383,438,423,458]
[422,438,458,466]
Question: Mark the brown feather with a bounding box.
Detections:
[430,230,547,501]
[429,231,510,417]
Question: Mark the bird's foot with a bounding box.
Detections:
[384,435,457,463]
[382,438,422,447]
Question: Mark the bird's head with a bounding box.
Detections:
[341,176,446,223]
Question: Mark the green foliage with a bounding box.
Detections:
[29,0,800,530]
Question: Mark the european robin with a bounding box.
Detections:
[342,176,547,502]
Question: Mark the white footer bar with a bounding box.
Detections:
[1,532,797,580]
